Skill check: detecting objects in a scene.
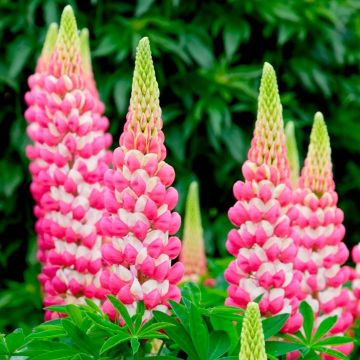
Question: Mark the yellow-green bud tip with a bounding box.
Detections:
[130,37,161,126]
[57,5,79,50]
[38,23,58,69]
[300,111,334,195]
[239,302,266,360]
[285,121,300,188]
[80,28,92,74]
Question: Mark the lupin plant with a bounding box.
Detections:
[239,302,267,360]
[225,62,302,333]
[292,113,353,357]
[24,6,112,319]
[285,121,300,189]
[180,181,208,282]
[99,37,184,322]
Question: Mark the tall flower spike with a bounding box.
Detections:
[100,37,184,323]
[24,5,112,320]
[180,181,207,282]
[239,302,266,360]
[292,113,352,358]
[285,121,300,189]
[225,63,302,334]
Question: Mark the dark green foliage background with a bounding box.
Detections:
[1,0,360,330]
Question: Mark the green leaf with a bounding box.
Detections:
[299,301,314,341]
[189,303,209,360]
[66,304,84,326]
[100,332,131,354]
[185,33,214,69]
[107,295,133,332]
[0,160,24,198]
[5,328,24,353]
[169,301,190,330]
[153,311,199,360]
[266,341,305,356]
[312,346,348,360]
[131,337,140,354]
[311,315,337,343]
[262,313,289,339]
[61,319,96,355]
[135,0,155,16]
[208,331,230,360]
[223,21,242,58]
[314,336,354,347]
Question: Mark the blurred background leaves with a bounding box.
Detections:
[1,0,360,330]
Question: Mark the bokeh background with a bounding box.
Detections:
[1,0,360,332]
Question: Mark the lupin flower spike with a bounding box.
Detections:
[239,302,266,360]
[293,113,352,356]
[225,63,302,333]
[100,37,184,322]
[180,181,207,282]
[285,121,300,189]
[24,5,112,319]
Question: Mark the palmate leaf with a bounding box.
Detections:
[311,315,337,343]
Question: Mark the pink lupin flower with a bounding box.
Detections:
[24,6,112,319]
[180,181,208,283]
[292,113,353,358]
[100,37,184,322]
[225,63,302,333]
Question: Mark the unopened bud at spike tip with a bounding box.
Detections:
[285,121,300,188]
[247,62,289,182]
[239,302,266,360]
[300,111,334,196]
[80,28,92,74]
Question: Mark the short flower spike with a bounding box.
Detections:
[100,37,183,323]
[239,302,266,360]
[225,63,302,334]
[24,5,112,320]
[299,112,334,196]
[247,62,289,183]
[285,121,300,188]
[36,23,58,72]
[293,112,351,350]
[180,181,207,281]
